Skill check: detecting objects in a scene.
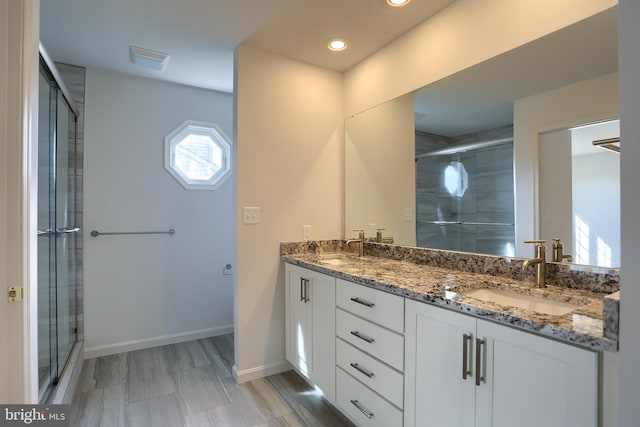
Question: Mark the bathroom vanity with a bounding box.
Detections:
[282,241,618,427]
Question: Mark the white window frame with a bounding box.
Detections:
[164,120,231,190]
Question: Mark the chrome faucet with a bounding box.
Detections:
[376,228,394,244]
[522,240,547,288]
[552,238,573,263]
[346,229,365,257]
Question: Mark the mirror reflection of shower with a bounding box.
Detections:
[415,125,515,256]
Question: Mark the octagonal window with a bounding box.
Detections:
[164,120,231,190]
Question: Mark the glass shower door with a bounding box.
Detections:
[37,59,78,402]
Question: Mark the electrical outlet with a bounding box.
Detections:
[243,207,261,224]
[223,264,234,275]
[302,225,312,241]
[369,223,377,237]
[402,208,414,222]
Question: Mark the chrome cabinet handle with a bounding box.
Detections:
[350,399,374,419]
[350,362,374,378]
[303,278,309,303]
[350,297,375,308]
[300,278,304,302]
[476,338,485,386]
[462,333,472,380]
[350,331,375,344]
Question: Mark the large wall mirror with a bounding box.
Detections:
[345,7,619,267]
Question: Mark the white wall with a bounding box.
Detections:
[345,94,416,246]
[513,73,618,257]
[235,45,343,382]
[343,0,616,117]
[83,69,234,357]
[572,152,620,267]
[618,1,640,425]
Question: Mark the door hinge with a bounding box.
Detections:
[8,285,23,302]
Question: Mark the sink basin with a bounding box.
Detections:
[316,253,355,266]
[319,257,351,266]
[462,287,582,316]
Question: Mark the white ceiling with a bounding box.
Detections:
[413,7,618,137]
[40,0,457,93]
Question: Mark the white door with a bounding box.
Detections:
[475,319,598,427]
[309,270,335,402]
[405,300,476,427]
[0,0,39,403]
[285,265,313,377]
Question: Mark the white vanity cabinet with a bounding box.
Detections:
[284,263,336,402]
[404,299,599,427]
[335,279,405,427]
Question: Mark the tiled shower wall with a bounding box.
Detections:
[415,125,515,255]
[56,63,85,343]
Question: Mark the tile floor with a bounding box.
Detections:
[70,334,354,427]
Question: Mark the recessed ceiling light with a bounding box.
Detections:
[129,46,170,71]
[386,0,412,7]
[327,38,350,52]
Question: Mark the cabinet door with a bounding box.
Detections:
[405,300,476,427]
[475,319,598,427]
[310,269,336,402]
[285,264,313,378]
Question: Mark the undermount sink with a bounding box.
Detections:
[462,287,582,316]
[316,253,355,266]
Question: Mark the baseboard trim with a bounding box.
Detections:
[84,325,234,359]
[233,360,292,384]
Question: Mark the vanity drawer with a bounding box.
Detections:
[337,367,403,427]
[336,308,404,371]
[336,279,404,333]
[336,338,404,408]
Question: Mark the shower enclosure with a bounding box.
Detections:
[416,139,515,256]
[37,51,80,402]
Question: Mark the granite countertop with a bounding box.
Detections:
[282,248,618,352]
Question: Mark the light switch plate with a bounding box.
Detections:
[243,207,261,224]
[402,208,414,222]
[302,225,311,241]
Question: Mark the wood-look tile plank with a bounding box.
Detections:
[175,364,230,416]
[71,335,354,427]
[149,393,185,427]
[198,338,233,379]
[184,410,212,427]
[94,353,127,389]
[184,340,211,368]
[158,342,196,373]
[125,400,151,427]
[99,383,126,427]
[72,389,104,427]
[205,404,249,427]
[127,348,175,403]
[75,358,97,393]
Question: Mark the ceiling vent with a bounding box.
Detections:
[129,46,170,71]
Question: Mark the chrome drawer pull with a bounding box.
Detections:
[350,399,374,419]
[350,362,375,378]
[350,297,375,308]
[476,338,485,386]
[462,333,472,380]
[350,331,375,344]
